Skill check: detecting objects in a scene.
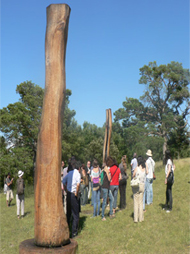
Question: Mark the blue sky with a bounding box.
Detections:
[1,0,189,127]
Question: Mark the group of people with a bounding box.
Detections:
[4,148,175,239]
[61,155,128,237]
[61,149,175,237]
[5,170,25,219]
[131,149,175,223]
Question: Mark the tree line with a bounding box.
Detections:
[0,61,189,186]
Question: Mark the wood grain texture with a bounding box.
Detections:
[34,4,70,247]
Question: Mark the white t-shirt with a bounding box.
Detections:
[165,159,173,177]
[63,169,81,193]
[146,157,155,179]
[131,158,137,171]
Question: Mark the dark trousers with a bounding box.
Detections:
[166,183,173,210]
[119,181,127,209]
[67,192,79,237]
[80,184,88,205]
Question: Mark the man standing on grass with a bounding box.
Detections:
[5,173,14,207]
[130,153,137,180]
[63,156,81,238]
[145,149,155,206]
[61,160,68,214]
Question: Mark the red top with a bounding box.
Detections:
[110,165,121,186]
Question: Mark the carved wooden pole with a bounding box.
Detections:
[103,109,112,164]
[103,110,108,164]
[34,4,70,247]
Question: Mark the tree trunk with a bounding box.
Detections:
[163,134,167,165]
[34,4,70,247]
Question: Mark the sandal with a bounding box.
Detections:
[102,217,106,221]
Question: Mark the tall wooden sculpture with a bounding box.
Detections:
[34,4,70,247]
[103,109,112,164]
[19,4,77,254]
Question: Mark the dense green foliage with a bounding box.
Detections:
[114,61,190,161]
[0,62,189,185]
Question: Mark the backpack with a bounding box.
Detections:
[17,179,24,195]
[100,171,104,186]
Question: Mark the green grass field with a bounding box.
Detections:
[1,158,189,254]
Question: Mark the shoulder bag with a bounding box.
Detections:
[130,168,140,187]
[167,170,174,185]
[110,167,118,183]
[130,176,140,187]
[119,173,127,185]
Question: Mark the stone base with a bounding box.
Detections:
[19,239,78,254]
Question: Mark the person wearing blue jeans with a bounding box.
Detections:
[91,181,94,206]
[110,185,119,211]
[145,178,153,204]
[102,188,114,220]
[91,159,100,217]
[106,156,121,214]
[101,165,114,221]
[93,188,100,216]
[145,150,155,206]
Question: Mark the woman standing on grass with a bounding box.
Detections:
[119,155,128,210]
[80,164,88,206]
[132,156,147,223]
[163,150,175,213]
[101,164,114,221]
[91,159,101,217]
[106,156,121,215]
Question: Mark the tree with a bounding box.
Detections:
[167,118,190,158]
[83,137,120,166]
[0,81,44,181]
[114,62,190,161]
[0,81,76,185]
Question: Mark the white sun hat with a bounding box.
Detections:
[18,170,24,177]
[146,149,153,157]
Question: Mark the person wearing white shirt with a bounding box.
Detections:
[163,150,175,213]
[145,149,155,206]
[63,157,81,238]
[130,153,137,180]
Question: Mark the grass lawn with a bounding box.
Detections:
[1,158,189,254]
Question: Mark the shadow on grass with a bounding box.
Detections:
[23,211,31,217]
[79,215,87,232]
[159,203,166,209]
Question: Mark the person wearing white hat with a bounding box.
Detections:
[144,150,155,208]
[16,170,25,219]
